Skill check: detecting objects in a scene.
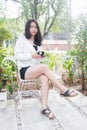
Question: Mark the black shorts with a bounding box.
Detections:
[20,66,30,80]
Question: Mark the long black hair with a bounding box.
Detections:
[24,19,42,46]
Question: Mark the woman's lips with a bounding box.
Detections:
[32,32,36,34]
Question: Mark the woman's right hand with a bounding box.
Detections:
[32,52,42,58]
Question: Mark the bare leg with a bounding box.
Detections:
[39,74,49,110]
[37,74,54,119]
[25,64,78,118]
[25,64,67,93]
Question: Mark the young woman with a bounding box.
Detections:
[14,19,78,119]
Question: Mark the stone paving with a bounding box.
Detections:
[0,100,18,130]
[0,89,87,130]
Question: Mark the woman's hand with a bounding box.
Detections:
[32,52,43,58]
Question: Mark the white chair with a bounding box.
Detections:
[2,56,41,109]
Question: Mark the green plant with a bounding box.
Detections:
[0,46,18,94]
[0,65,7,92]
[0,19,13,46]
[0,27,13,46]
[68,15,87,89]
[1,60,18,94]
[63,56,74,85]
[42,51,61,70]
[6,82,18,95]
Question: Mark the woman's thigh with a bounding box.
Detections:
[24,64,48,80]
[38,74,49,84]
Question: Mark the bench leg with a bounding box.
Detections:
[17,82,24,110]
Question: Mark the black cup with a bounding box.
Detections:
[37,51,44,56]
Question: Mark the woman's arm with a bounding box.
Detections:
[32,53,42,58]
[14,39,32,60]
[14,38,42,60]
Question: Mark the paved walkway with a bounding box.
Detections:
[0,100,18,130]
[0,89,87,130]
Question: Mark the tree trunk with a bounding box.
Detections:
[66,0,72,49]
[0,41,3,47]
[82,60,85,90]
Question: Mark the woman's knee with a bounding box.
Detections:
[39,75,48,84]
[40,64,49,72]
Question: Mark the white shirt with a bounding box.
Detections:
[14,36,43,70]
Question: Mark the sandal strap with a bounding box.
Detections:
[62,89,75,97]
[62,89,70,96]
[68,90,75,96]
[41,108,51,116]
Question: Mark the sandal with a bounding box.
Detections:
[60,89,78,97]
[41,107,54,120]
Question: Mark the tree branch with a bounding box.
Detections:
[37,0,44,4]
[29,0,34,18]
[43,0,50,36]
[37,0,44,18]
[15,16,22,31]
[11,0,21,4]
[47,0,57,32]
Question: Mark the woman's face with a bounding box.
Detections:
[29,22,38,36]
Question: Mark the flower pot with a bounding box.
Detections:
[0,89,7,109]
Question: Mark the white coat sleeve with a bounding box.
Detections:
[14,39,32,61]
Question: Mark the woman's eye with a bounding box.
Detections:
[30,26,33,28]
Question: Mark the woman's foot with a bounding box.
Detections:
[41,107,54,119]
[60,89,78,97]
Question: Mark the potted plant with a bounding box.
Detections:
[0,46,18,108]
[0,66,7,101]
[1,58,19,92]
